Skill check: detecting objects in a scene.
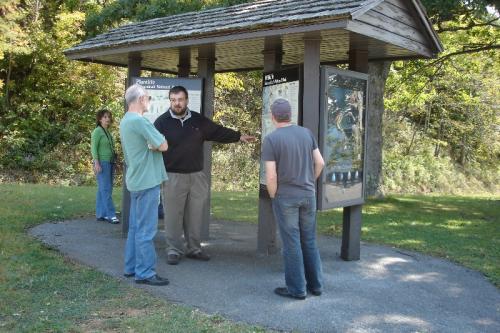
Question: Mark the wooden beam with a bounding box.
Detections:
[340,44,369,261]
[348,49,369,74]
[258,36,282,255]
[197,44,216,240]
[346,20,434,58]
[411,0,444,53]
[341,205,362,260]
[302,34,321,138]
[351,0,385,19]
[358,10,428,45]
[178,47,191,77]
[122,52,142,237]
[263,36,282,73]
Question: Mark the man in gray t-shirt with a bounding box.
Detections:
[262,98,325,300]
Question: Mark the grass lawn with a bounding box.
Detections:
[212,191,500,287]
[0,183,268,333]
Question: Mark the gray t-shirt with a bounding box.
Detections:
[262,125,318,196]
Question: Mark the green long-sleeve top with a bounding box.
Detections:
[91,126,115,162]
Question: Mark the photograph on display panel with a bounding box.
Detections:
[318,67,368,210]
[132,77,203,124]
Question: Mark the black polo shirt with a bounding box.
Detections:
[154,110,241,173]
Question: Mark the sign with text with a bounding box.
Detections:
[260,68,300,185]
[132,77,203,123]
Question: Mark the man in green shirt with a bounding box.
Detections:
[120,83,169,286]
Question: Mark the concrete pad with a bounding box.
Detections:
[30,218,499,333]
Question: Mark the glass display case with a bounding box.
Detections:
[318,67,368,210]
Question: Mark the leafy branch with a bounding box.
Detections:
[436,17,500,32]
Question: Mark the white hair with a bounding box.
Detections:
[125,84,147,105]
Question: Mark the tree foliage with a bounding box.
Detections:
[0,1,123,183]
[383,1,499,193]
[211,71,262,190]
[422,0,499,26]
[0,0,258,185]
[85,0,250,36]
[0,0,498,194]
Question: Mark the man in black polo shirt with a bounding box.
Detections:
[154,86,255,265]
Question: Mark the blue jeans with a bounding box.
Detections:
[272,194,323,296]
[96,161,116,219]
[124,185,160,280]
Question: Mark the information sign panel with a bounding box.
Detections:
[318,67,368,209]
[260,68,300,185]
[131,77,203,123]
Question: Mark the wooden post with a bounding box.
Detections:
[348,49,369,74]
[257,36,282,255]
[341,48,368,260]
[178,47,191,78]
[122,52,142,237]
[302,34,322,208]
[302,34,321,138]
[197,44,216,240]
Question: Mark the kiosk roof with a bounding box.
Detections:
[65,0,442,73]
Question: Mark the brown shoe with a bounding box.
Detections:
[186,251,210,261]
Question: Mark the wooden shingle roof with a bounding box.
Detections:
[65,0,442,73]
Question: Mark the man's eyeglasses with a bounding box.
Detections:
[143,95,152,101]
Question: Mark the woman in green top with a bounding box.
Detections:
[91,110,119,224]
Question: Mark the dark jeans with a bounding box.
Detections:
[272,194,323,296]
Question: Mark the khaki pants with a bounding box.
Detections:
[161,171,208,256]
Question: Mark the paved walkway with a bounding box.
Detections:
[30,218,499,333]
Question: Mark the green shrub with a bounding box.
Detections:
[383,147,499,194]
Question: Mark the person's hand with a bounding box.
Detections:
[240,134,256,143]
[93,160,102,174]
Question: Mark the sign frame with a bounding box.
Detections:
[317,66,369,210]
[260,67,301,187]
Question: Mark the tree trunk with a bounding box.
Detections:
[365,61,391,197]
[434,120,444,157]
[460,134,467,166]
[4,53,13,108]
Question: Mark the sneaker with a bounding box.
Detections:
[167,253,180,265]
[274,287,306,300]
[186,251,210,261]
[96,217,106,221]
[135,275,169,286]
[123,272,135,278]
[107,217,120,224]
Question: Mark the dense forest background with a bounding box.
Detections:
[1,0,498,194]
